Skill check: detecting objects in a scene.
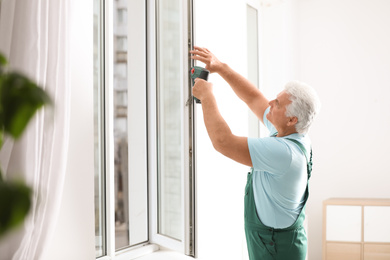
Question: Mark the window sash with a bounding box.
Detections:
[99,0,149,257]
[95,0,196,258]
[148,0,196,256]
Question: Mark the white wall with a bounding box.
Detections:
[43,0,95,259]
[296,0,390,259]
[194,0,251,259]
[259,0,299,98]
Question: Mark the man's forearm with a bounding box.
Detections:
[200,92,253,167]
[201,94,232,150]
[216,63,269,122]
[218,63,266,104]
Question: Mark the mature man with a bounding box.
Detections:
[190,46,321,260]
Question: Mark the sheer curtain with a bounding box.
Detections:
[0,1,71,259]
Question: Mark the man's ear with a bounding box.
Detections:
[287,116,298,126]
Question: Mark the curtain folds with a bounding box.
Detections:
[0,0,71,259]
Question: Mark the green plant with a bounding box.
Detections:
[0,53,51,238]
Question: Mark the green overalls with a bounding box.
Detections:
[244,139,312,260]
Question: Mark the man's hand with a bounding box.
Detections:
[192,78,213,102]
[190,46,223,74]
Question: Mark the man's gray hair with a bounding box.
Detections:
[284,80,321,134]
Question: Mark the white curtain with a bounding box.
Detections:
[0,0,71,259]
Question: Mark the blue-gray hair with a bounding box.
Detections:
[284,80,321,134]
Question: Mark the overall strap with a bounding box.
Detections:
[285,138,312,180]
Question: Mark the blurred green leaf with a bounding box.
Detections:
[0,180,32,237]
[0,53,6,68]
[0,53,51,239]
[0,72,52,139]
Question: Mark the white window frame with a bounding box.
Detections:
[96,0,196,259]
[102,0,115,257]
[148,0,196,256]
[247,0,262,139]
[98,0,150,259]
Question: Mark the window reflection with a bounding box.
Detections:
[113,0,130,250]
[157,0,183,241]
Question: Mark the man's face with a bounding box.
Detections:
[266,90,292,128]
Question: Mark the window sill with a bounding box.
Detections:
[135,249,194,260]
[112,244,193,260]
[114,244,158,260]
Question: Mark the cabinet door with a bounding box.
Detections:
[364,244,390,260]
[326,205,362,242]
[326,242,361,260]
[364,206,390,242]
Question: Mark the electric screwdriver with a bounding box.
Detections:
[190,66,210,104]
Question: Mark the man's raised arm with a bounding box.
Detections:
[190,46,269,123]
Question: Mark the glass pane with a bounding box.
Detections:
[114,0,130,250]
[93,0,105,257]
[157,0,183,241]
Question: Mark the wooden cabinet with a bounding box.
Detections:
[323,198,390,260]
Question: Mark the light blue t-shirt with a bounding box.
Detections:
[247,107,310,229]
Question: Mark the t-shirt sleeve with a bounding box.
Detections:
[263,107,277,136]
[248,137,292,175]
